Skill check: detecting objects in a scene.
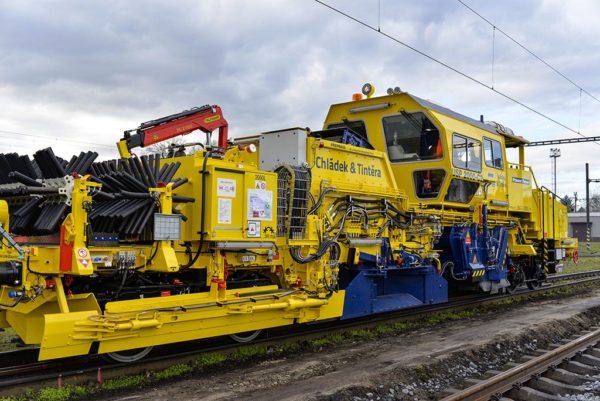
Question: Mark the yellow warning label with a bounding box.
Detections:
[205,115,221,123]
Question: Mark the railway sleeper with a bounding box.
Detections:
[508,385,564,401]
[560,359,598,376]
[588,347,600,358]
[573,352,600,366]
[526,376,585,396]
[546,367,593,386]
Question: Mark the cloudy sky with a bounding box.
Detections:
[1,0,599,203]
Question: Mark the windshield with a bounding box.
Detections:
[382,112,442,163]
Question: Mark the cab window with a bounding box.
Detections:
[413,169,446,199]
[483,137,503,169]
[452,134,481,172]
[382,112,442,162]
[445,178,479,203]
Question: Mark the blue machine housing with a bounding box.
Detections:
[438,219,510,292]
[339,239,448,320]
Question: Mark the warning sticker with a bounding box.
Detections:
[247,221,261,238]
[247,189,272,220]
[218,198,232,224]
[217,178,236,197]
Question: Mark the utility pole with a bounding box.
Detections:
[550,148,561,195]
[586,163,600,249]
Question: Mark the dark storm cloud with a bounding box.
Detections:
[0,0,599,196]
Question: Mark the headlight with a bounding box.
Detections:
[361,83,375,98]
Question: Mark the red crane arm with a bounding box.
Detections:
[117,105,228,157]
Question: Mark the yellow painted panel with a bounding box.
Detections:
[5,292,100,345]
[308,138,398,194]
[206,167,245,240]
[507,168,534,213]
[509,244,537,256]
[39,310,98,360]
[69,288,345,358]
[243,169,277,239]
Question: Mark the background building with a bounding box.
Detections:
[568,212,600,242]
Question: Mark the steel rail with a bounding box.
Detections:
[440,327,600,401]
[1,272,600,396]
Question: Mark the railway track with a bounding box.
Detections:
[440,327,600,401]
[1,272,600,398]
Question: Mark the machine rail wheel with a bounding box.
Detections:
[505,265,525,294]
[229,330,262,343]
[526,280,541,290]
[106,346,154,363]
[504,281,518,294]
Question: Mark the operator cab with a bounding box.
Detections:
[321,84,528,210]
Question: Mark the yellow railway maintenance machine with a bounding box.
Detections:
[0,86,576,361]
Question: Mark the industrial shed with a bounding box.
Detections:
[568,212,600,242]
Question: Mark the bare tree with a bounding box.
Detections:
[587,192,600,212]
[561,194,574,211]
[140,130,213,158]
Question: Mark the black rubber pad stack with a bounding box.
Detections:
[0,149,183,240]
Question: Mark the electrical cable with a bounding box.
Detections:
[457,0,600,105]
[0,129,116,151]
[314,0,593,138]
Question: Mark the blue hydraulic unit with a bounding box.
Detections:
[440,203,510,293]
[339,238,448,320]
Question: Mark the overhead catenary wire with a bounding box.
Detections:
[458,0,599,142]
[457,0,600,105]
[0,129,116,151]
[315,0,596,140]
